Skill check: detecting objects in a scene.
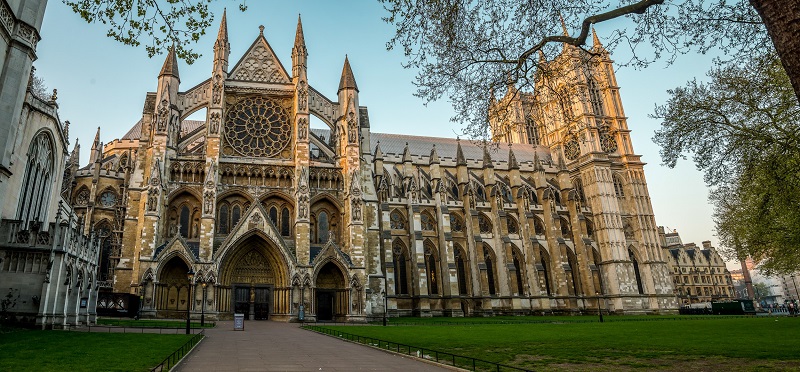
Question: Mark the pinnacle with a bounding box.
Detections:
[159,45,180,81]
[338,55,359,92]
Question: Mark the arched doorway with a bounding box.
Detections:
[155,256,191,319]
[315,262,346,321]
[218,234,289,320]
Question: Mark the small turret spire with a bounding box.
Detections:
[294,14,306,53]
[557,152,567,171]
[592,26,602,49]
[402,142,412,163]
[533,151,544,171]
[508,145,519,170]
[429,144,440,165]
[373,141,383,160]
[91,126,100,150]
[482,144,494,169]
[159,45,180,82]
[217,9,228,44]
[338,55,359,92]
[456,138,467,166]
[70,138,80,165]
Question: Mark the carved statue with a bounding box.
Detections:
[298,81,308,111]
[156,99,169,132]
[297,118,308,140]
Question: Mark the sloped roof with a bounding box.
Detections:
[122,119,205,140]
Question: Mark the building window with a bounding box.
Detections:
[450,214,464,232]
[484,246,496,296]
[390,210,406,230]
[525,117,540,145]
[218,204,229,234]
[588,79,605,116]
[393,240,409,295]
[478,214,492,234]
[281,207,290,236]
[424,242,438,295]
[17,132,54,227]
[455,245,468,295]
[232,205,241,228]
[507,216,519,235]
[317,211,329,244]
[421,212,435,232]
[613,174,625,198]
[629,248,644,294]
[512,250,524,296]
[179,206,190,238]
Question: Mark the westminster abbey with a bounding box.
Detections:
[63,14,677,322]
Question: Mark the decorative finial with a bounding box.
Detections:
[50,89,57,102]
[259,25,264,35]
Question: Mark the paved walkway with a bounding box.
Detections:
[175,321,450,371]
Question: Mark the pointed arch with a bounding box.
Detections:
[482,244,498,296]
[613,173,626,198]
[508,244,525,296]
[391,239,410,296]
[454,243,470,296]
[628,246,644,295]
[449,213,464,233]
[538,247,553,296]
[423,239,440,295]
[17,130,55,227]
[565,247,581,296]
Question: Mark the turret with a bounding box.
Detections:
[213,9,230,73]
[155,47,180,142]
[292,15,307,79]
[337,56,360,162]
[89,127,101,164]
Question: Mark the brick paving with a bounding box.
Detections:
[174,321,450,371]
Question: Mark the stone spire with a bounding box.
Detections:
[557,152,567,171]
[429,144,440,165]
[293,14,306,55]
[402,142,412,163]
[70,138,80,166]
[292,15,307,78]
[508,146,519,170]
[159,45,180,82]
[338,55,359,92]
[373,141,383,160]
[213,9,230,69]
[62,120,70,143]
[89,127,101,164]
[482,144,493,169]
[456,138,467,166]
[533,151,544,172]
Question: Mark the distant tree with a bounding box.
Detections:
[28,67,49,99]
[653,53,800,274]
[752,282,771,303]
[379,0,800,137]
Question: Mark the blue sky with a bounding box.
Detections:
[34,1,726,265]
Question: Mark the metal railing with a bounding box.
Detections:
[150,330,204,371]
[304,325,530,372]
[67,324,205,334]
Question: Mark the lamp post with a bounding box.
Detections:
[186,268,195,335]
[596,291,604,323]
[201,281,206,327]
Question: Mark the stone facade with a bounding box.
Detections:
[71,16,677,321]
[0,0,101,329]
[659,227,735,305]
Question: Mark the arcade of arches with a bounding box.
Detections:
[70,15,678,322]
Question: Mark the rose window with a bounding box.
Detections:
[564,138,580,160]
[224,96,291,158]
[600,132,618,153]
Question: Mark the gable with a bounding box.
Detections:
[229,35,291,84]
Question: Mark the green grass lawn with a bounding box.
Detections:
[0,329,195,372]
[97,318,215,328]
[320,317,800,371]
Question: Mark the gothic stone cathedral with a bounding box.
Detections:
[70,15,677,321]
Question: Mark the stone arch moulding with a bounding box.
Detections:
[155,248,194,280]
[216,229,292,287]
[307,86,339,130]
[177,78,212,120]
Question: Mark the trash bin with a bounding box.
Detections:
[234,313,244,331]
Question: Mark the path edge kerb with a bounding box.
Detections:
[301,326,466,372]
[168,335,205,371]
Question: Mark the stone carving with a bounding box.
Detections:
[297,80,308,111]
[209,112,221,134]
[149,159,162,187]
[250,212,262,225]
[146,187,159,212]
[296,166,309,220]
[156,99,169,132]
[297,117,308,140]
[230,43,290,83]
[347,110,358,143]
[203,190,215,214]
[212,73,223,105]
[351,198,362,222]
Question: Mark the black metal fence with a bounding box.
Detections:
[150,330,205,372]
[304,325,530,372]
[66,325,205,334]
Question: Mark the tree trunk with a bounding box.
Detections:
[750,0,800,103]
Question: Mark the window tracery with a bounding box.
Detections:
[506,216,519,235]
[478,214,492,234]
[223,96,291,158]
[420,212,435,232]
[449,214,464,232]
[17,132,54,226]
[390,210,406,230]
